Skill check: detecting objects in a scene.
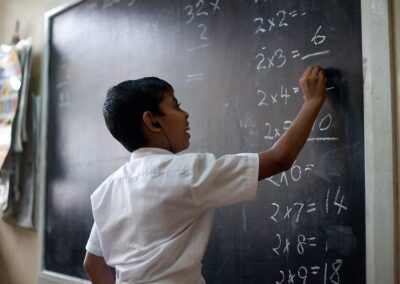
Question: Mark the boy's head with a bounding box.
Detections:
[103,77,190,153]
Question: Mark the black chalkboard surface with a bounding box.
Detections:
[45,0,365,283]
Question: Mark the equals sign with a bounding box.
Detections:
[292,87,300,93]
[186,73,204,82]
[306,203,316,213]
[307,237,317,247]
[289,10,298,17]
[291,50,301,58]
[305,163,314,172]
[310,266,320,275]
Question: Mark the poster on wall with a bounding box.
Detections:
[0,45,22,170]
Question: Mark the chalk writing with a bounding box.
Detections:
[247,2,356,281]
[183,0,222,82]
[256,47,332,71]
[257,85,291,106]
[263,113,336,143]
[101,0,139,9]
[255,48,287,71]
[326,187,348,215]
[266,162,315,187]
[311,26,326,45]
[275,259,343,284]
[272,233,317,256]
[269,188,347,221]
[252,9,308,34]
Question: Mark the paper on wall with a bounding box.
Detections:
[13,38,33,152]
[0,45,22,170]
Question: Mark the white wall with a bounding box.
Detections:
[393,0,400,281]
[0,0,54,283]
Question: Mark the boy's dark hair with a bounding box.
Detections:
[103,77,174,152]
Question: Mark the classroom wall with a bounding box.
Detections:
[0,0,398,284]
[0,1,54,283]
[393,0,400,281]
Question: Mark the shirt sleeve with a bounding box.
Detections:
[188,152,259,209]
[85,223,104,257]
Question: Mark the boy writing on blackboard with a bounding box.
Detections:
[84,65,327,284]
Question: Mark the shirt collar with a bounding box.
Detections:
[130,147,173,161]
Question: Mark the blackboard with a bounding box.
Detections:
[45,0,365,283]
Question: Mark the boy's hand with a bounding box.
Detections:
[299,65,327,106]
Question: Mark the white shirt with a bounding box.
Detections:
[86,148,259,283]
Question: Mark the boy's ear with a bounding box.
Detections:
[142,111,162,132]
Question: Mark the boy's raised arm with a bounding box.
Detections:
[258,65,327,180]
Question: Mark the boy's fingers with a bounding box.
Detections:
[320,69,328,82]
[310,65,322,77]
[301,65,326,82]
[303,65,323,77]
[319,66,326,75]
[303,65,314,76]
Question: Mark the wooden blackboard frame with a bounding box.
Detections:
[361,0,397,283]
[36,0,397,283]
[37,2,89,284]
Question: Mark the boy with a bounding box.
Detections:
[84,65,327,284]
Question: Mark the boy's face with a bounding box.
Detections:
[156,92,190,153]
